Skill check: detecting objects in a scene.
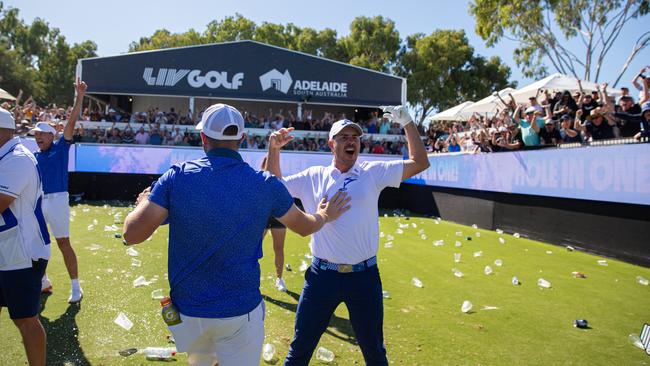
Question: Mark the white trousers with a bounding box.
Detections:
[42,192,70,238]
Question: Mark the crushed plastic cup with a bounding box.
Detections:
[420,234,427,240]
[126,247,139,257]
[418,229,425,235]
[472,224,478,229]
[87,224,94,231]
[455,231,463,237]
[482,305,499,310]
[494,259,503,267]
[262,343,276,362]
[386,234,395,241]
[461,300,473,313]
[566,245,575,251]
[455,240,462,247]
[384,241,393,248]
[104,225,117,232]
[315,346,335,363]
[475,232,481,238]
[484,266,493,275]
[131,258,142,267]
[513,232,520,238]
[382,290,391,299]
[299,260,309,272]
[496,229,504,234]
[133,275,151,287]
[151,289,164,300]
[452,269,464,278]
[85,243,102,251]
[114,312,134,331]
[512,276,520,285]
[411,223,417,228]
[454,253,461,263]
[629,334,645,349]
[379,232,385,238]
[411,277,423,288]
[636,276,649,286]
[82,208,90,212]
[396,229,404,234]
[546,250,553,255]
[92,219,98,225]
[433,240,444,247]
[597,260,608,266]
[498,237,506,244]
[537,278,552,288]
[473,251,482,258]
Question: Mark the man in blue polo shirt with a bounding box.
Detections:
[33,79,86,303]
[0,107,51,366]
[122,103,350,366]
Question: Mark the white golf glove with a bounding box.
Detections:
[380,105,414,127]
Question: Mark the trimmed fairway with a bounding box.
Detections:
[0,202,649,365]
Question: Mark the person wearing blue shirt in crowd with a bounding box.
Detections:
[0,107,51,366]
[517,106,543,147]
[32,79,86,303]
[122,103,350,366]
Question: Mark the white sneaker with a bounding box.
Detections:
[275,278,287,292]
[68,287,83,303]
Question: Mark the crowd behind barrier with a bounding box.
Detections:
[3,67,649,155]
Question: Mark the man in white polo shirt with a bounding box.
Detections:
[0,107,51,366]
[267,106,430,365]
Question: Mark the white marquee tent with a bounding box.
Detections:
[429,101,475,122]
[0,88,16,101]
[509,73,622,104]
[457,87,517,119]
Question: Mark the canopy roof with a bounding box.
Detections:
[430,101,474,121]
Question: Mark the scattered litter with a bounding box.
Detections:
[126,247,139,257]
[572,271,587,279]
[434,219,440,225]
[114,312,134,331]
[87,224,94,231]
[454,253,461,263]
[546,250,553,255]
[452,268,464,278]
[386,234,395,241]
[481,305,499,310]
[133,276,151,287]
[455,241,462,247]
[299,260,309,272]
[566,246,575,251]
[537,278,552,288]
[85,243,102,251]
[396,229,404,234]
[104,225,118,232]
[131,258,142,267]
[92,219,98,225]
[144,347,176,361]
[461,300,473,313]
[411,223,417,228]
[513,233,520,238]
[597,260,608,266]
[472,224,478,229]
[304,253,313,259]
[119,348,137,357]
[496,229,503,234]
[285,264,292,272]
[411,277,423,288]
[473,251,482,258]
[637,276,649,286]
[574,319,589,329]
[420,234,427,240]
[262,343,276,362]
[315,346,335,363]
[379,232,385,238]
[455,231,463,237]
[484,266,493,275]
[382,290,391,299]
[512,276,520,285]
[433,240,445,247]
[494,259,503,267]
[475,232,481,238]
[82,208,90,212]
[498,237,506,244]
[151,289,164,300]
[629,334,645,350]
[384,241,393,248]
[418,229,425,235]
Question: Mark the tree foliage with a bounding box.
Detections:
[396,30,514,123]
[469,0,650,85]
[0,1,97,104]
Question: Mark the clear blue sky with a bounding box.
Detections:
[6,0,649,90]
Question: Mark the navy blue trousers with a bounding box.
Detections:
[284,264,388,366]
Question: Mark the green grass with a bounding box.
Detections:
[1,203,649,365]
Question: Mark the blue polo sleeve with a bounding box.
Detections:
[266,173,294,218]
[149,165,178,210]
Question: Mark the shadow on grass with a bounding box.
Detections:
[263,290,358,346]
[39,293,90,366]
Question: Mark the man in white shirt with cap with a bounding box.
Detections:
[267,106,430,365]
[32,78,86,303]
[0,107,51,366]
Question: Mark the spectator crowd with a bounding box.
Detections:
[3,67,649,155]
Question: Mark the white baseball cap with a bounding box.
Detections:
[524,106,538,114]
[328,119,363,140]
[31,122,56,134]
[0,107,15,129]
[195,103,245,140]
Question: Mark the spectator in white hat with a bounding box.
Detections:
[123,103,350,366]
[266,105,429,366]
[514,106,543,147]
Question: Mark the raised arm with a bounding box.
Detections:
[574,109,586,132]
[380,106,429,180]
[63,78,87,141]
[267,127,295,179]
[632,67,646,91]
[641,77,649,105]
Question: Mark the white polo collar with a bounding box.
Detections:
[328,160,361,178]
